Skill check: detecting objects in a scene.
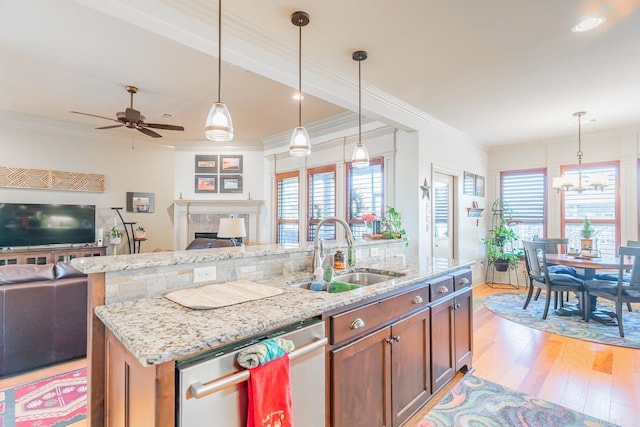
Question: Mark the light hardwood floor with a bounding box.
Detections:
[3,284,639,427]
[408,284,640,426]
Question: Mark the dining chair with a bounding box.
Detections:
[584,245,640,337]
[531,237,580,304]
[522,240,586,320]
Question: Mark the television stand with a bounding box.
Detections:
[0,245,106,266]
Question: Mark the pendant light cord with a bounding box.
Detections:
[577,112,583,187]
[358,58,362,144]
[217,0,222,104]
[297,22,302,127]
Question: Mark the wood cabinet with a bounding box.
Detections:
[430,271,473,393]
[0,246,105,266]
[327,284,433,427]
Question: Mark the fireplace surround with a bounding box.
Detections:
[172,200,262,250]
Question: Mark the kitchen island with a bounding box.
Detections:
[72,240,473,426]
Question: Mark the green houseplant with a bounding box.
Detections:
[483,200,522,271]
[580,217,594,251]
[106,226,122,244]
[380,206,408,246]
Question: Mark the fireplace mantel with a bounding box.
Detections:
[173,200,262,250]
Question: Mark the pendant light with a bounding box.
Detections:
[204,0,234,142]
[289,11,311,157]
[552,111,608,193]
[351,50,369,167]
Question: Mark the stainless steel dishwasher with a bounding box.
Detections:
[176,318,327,426]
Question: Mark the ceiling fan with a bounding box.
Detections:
[71,86,185,138]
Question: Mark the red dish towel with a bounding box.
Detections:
[247,354,293,427]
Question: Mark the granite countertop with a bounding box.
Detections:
[95,257,473,367]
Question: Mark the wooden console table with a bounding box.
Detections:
[0,246,106,266]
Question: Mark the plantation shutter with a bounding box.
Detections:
[307,166,336,242]
[276,171,299,243]
[500,169,546,243]
[346,158,384,238]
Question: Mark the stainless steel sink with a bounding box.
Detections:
[333,271,402,286]
[298,270,406,293]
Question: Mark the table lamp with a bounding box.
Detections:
[217,217,246,246]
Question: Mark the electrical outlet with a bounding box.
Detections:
[193,266,217,283]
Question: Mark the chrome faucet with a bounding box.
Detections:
[312,217,356,271]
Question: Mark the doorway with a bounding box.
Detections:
[432,172,455,259]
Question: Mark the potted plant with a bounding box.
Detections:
[106,226,122,245]
[483,219,522,272]
[134,226,146,239]
[580,217,594,251]
[380,206,408,246]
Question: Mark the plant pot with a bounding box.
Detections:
[135,231,146,239]
[580,239,593,251]
[493,259,510,272]
[110,236,121,245]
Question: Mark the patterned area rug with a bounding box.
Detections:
[0,368,87,427]
[417,374,618,426]
[483,292,640,348]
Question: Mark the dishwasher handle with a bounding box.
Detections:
[187,336,328,400]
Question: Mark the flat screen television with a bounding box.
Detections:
[0,203,96,248]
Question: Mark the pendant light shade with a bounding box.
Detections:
[289,11,311,157]
[204,0,234,142]
[351,50,369,167]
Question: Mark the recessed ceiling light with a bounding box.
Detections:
[572,16,605,32]
[292,92,304,101]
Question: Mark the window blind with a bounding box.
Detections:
[307,166,336,242]
[346,159,383,238]
[276,172,299,243]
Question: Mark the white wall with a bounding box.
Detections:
[488,126,640,245]
[0,114,176,253]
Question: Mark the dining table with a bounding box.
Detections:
[545,253,632,324]
[545,253,631,280]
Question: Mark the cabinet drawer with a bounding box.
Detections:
[452,269,472,291]
[429,276,454,302]
[330,286,429,345]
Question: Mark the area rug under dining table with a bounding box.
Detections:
[416,374,618,426]
[482,292,640,348]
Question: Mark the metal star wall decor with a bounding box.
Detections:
[420,178,431,200]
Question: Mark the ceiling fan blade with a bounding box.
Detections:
[125,108,141,123]
[136,127,162,138]
[70,111,119,123]
[96,124,124,130]
[145,123,185,131]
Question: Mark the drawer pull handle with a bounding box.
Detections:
[350,318,365,329]
[438,286,449,294]
[393,335,400,342]
[411,296,424,304]
[459,278,470,285]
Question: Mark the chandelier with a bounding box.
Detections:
[552,111,608,193]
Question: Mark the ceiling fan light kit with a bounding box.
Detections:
[205,0,234,142]
[289,11,311,157]
[351,50,369,168]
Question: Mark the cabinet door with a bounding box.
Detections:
[430,296,455,393]
[391,308,431,427]
[454,288,473,372]
[330,327,391,427]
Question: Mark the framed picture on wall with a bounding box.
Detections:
[463,171,475,196]
[220,175,243,193]
[194,175,217,193]
[220,155,243,173]
[475,175,485,197]
[195,155,218,173]
[126,192,155,213]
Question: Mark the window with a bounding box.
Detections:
[276,171,299,243]
[561,162,619,257]
[307,166,336,242]
[500,169,546,245]
[346,158,384,238]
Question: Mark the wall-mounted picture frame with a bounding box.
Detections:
[195,155,218,173]
[126,192,155,213]
[463,171,485,197]
[220,155,243,173]
[220,175,243,193]
[194,175,218,193]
